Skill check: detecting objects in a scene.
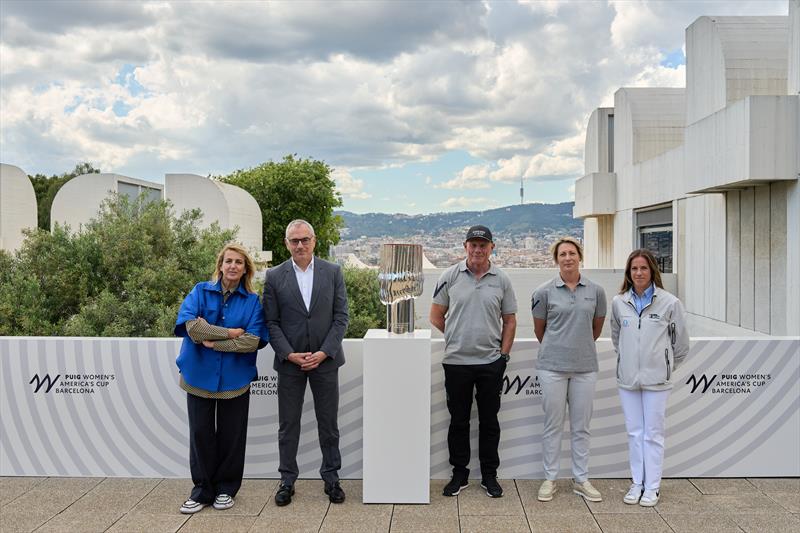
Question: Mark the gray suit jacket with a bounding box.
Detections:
[263,257,349,375]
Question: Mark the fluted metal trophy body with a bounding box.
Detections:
[378,244,424,334]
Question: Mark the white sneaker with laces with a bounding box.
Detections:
[623,484,643,505]
[179,499,207,514]
[639,489,659,507]
[213,494,234,510]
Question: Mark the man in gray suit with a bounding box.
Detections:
[263,219,349,506]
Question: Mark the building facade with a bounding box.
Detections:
[575,1,800,336]
[46,172,267,258]
[0,164,37,253]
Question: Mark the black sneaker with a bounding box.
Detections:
[480,477,503,498]
[442,472,469,496]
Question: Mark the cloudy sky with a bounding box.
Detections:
[0,0,788,214]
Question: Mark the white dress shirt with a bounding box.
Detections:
[291,257,314,311]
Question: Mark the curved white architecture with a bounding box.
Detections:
[50,173,163,232]
[575,5,800,336]
[0,163,37,252]
[687,16,789,125]
[164,173,262,252]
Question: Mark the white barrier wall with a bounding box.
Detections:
[1,337,798,479]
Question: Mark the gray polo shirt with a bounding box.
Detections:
[433,259,518,365]
[532,275,607,372]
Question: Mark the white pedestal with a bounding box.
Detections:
[362,329,432,503]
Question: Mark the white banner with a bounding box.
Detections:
[1,337,798,478]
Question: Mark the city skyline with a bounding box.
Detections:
[0,1,789,214]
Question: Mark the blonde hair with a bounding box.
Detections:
[549,236,584,263]
[211,242,256,294]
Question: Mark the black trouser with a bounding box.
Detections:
[277,369,341,486]
[187,391,250,503]
[443,357,506,479]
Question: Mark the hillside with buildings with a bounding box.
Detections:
[337,202,580,239]
[333,202,582,268]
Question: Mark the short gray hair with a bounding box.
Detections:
[285,219,316,239]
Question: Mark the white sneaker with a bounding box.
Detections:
[639,489,659,507]
[572,480,602,502]
[537,479,557,502]
[179,499,207,514]
[213,494,234,510]
[623,484,643,505]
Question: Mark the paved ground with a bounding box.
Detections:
[0,477,798,532]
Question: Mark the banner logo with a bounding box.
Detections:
[686,374,716,393]
[29,374,60,393]
[502,374,541,396]
[28,373,116,394]
[686,373,770,395]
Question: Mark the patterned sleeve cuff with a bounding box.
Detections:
[186,318,231,342]
[210,333,261,353]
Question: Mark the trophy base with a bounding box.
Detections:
[386,300,415,334]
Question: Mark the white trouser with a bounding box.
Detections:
[618,388,670,491]
[539,369,597,483]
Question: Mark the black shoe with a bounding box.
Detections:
[480,477,503,498]
[274,483,294,506]
[324,481,346,504]
[443,472,469,496]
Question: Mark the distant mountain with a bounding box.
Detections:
[336,202,580,238]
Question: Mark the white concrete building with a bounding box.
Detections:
[575,1,800,336]
[164,173,264,255]
[48,171,268,258]
[0,163,38,253]
[50,173,163,232]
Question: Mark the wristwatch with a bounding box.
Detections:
[500,353,511,362]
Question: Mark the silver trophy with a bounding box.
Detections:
[378,244,425,334]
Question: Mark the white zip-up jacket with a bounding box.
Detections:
[610,287,690,391]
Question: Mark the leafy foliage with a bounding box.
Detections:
[218,155,343,263]
[342,267,385,338]
[0,194,235,336]
[28,162,101,230]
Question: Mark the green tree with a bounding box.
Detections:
[218,155,343,263]
[342,267,385,338]
[29,162,101,230]
[0,193,235,337]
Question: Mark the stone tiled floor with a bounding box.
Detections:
[0,477,797,532]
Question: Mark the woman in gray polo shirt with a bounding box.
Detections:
[532,237,606,503]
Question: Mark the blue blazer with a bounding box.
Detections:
[175,280,268,392]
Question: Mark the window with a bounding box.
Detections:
[117,182,162,205]
[636,205,672,273]
[607,114,614,173]
[117,181,140,202]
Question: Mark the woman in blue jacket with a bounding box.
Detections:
[611,249,689,507]
[174,243,268,514]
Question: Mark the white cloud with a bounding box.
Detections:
[435,163,492,189]
[441,196,496,210]
[332,168,371,200]
[0,0,788,203]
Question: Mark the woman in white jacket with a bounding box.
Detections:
[611,249,689,507]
